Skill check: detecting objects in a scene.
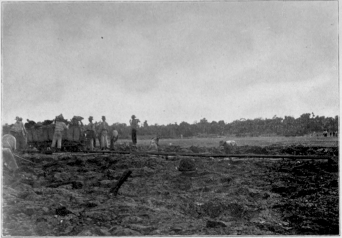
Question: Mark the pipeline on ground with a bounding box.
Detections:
[22,149,336,161]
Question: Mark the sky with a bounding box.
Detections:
[1,1,339,126]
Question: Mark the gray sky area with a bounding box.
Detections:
[1,1,339,125]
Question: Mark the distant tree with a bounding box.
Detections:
[217,120,225,135]
[209,121,220,134]
[199,118,209,134]
[179,121,193,137]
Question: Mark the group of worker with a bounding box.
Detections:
[51,114,141,152]
[82,115,118,152]
[6,114,141,152]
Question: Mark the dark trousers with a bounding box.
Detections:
[131,129,137,145]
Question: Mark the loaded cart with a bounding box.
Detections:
[27,124,86,152]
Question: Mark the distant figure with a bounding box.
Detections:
[51,114,68,152]
[110,129,119,150]
[181,134,183,139]
[85,116,96,151]
[219,140,237,154]
[10,117,27,151]
[219,140,238,147]
[148,136,159,151]
[129,115,139,145]
[98,116,109,150]
[323,130,328,137]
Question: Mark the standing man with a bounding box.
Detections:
[98,116,109,150]
[51,114,68,152]
[10,117,27,151]
[86,116,96,151]
[129,115,139,145]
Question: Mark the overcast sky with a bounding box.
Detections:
[1,1,339,125]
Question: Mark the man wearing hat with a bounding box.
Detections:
[10,117,27,151]
[85,116,96,151]
[97,116,109,150]
[129,115,139,145]
[51,114,68,152]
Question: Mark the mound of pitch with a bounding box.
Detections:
[178,158,196,172]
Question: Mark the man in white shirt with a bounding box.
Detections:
[85,116,96,151]
[98,116,109,150]
[51,114,68,152]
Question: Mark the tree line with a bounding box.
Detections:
[109,113,338,139]
[2,113,338,139]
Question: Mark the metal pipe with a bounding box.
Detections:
[72,150,334,160]
[22,149,335,160]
